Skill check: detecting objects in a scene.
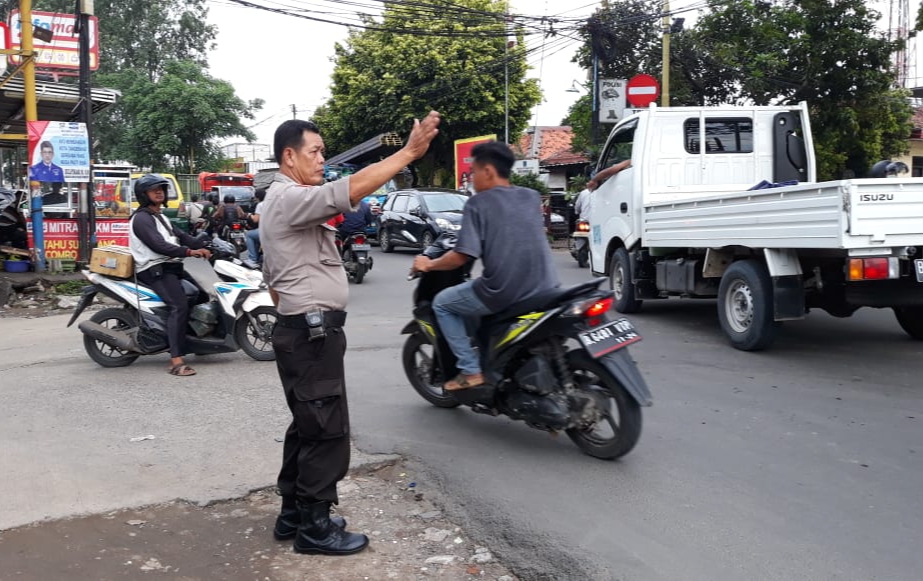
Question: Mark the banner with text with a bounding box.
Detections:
[28,121,90,184]
[26,219,130,260]
[9,10,99,71]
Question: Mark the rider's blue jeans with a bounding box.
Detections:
[245,229,261,263]
[432,280,492,376]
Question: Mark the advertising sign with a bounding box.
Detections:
[599,78,627,124]
[454,135,497,191]
[28,121,91,183]
[8,10,99,71]
[27,219,130,260]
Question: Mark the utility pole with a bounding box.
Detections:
[661,0,670,106]
[504,1,510,145]
[291,104,297,119]
[77,0,96,264]
[591,51,599,149]
[22,0,45,271]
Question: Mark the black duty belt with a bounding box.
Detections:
[276,310,347,329]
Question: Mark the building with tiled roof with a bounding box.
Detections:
[515,126,590,193]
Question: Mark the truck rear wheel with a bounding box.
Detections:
[717,259,775,351]
[610,248,642,313]
[893,307,923,340]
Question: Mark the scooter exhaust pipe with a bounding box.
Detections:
[78,321,139,352]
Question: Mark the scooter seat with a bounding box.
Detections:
[481,277,608,326]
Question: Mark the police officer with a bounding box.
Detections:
[261,112,440,555]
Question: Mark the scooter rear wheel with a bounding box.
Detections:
[402,333,460,408]
[564,350,642,460]
[84,308,140,368]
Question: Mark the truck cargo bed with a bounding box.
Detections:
[642,178,923,250]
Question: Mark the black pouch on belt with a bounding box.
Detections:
[305,309,326,341]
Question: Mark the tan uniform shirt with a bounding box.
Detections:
[260,173,356,315]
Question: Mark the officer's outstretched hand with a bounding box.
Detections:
[404,111,441,160]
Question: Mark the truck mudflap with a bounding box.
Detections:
[66,285,99,327]
[597,348,653,407]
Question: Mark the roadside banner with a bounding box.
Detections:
[8,10,99,71]
[28,121,91,183]
[454,135,496,191]
[26,219,130,260]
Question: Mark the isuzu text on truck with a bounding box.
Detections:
[588,102,923,351]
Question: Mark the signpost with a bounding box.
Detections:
[626,74,661,108]
[598,78,627,124]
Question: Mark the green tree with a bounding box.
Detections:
[313,0,541,186]
[688,0,911,179]
[119,60,261,172]
[26,0,256,168]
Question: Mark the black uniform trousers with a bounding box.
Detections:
[272,324,351,504]
[137,266,189,359]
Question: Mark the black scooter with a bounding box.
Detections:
[339,231,373,284]
[402,233,651,459]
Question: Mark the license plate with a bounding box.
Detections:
[351,244,371,252]
[578,318,642,358]
[916,259,923,283]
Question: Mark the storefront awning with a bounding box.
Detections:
[0,76,120,148]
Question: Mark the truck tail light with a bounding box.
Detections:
[576,220,590,233]
[848,257,899,281]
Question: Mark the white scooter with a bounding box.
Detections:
[67,239,278,366]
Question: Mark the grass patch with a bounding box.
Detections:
[54,280,87,295]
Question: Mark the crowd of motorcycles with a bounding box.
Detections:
[65,214,651,460]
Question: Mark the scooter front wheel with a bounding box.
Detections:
[236,306,278,361]
[402,333,459,408]
[84,308,140,368]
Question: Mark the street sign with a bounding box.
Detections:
[626,74,660,108]
[598,78,627,124]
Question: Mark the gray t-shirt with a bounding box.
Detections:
[455,185,560,311]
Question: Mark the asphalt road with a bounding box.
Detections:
[2,247,921,580]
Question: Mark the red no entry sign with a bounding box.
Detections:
[626,74,661,107]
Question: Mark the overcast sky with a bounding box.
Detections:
[205,0,600,147]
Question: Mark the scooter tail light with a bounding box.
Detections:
[567,296,613,318]
[355,235,366,245]
[231,223,242,230]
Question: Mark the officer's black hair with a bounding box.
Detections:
[274,120,321,164]
[471,141,514,179]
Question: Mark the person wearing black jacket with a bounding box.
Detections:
[128,174,212,377]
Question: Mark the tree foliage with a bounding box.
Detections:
[120,61,260,172]
[26,0,257,171]
[313,0,541,186]
[569,0,912,180]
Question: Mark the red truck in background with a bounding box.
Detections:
[198,172,254,192]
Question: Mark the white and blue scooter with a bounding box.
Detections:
[67,238,277,366]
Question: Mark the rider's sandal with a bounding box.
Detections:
[168,364,197,376]
[444,374,485,391]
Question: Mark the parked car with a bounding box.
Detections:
[362,180,396,244]
[377,188,467,252]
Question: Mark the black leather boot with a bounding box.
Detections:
[274,496,346,541]
[293,501,369,555]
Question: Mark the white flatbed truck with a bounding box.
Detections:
[588,102,923,350]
